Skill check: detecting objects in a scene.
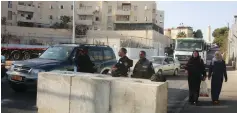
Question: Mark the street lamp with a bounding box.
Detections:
[72,1,75,43]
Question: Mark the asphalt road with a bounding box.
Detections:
[1,72,188,113]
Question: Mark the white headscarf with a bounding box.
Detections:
[211,51,223,65]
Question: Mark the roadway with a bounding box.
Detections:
[1,72,189,113]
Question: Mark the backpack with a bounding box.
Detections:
[150,72,166,82]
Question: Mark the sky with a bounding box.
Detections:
[157,1,237,42]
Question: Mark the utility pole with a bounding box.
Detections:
[72,1,75,43]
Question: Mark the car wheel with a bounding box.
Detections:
[173,69,178,76]
[9,82,27,92]
[102,70,110,75]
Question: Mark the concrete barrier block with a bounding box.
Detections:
[70,75,111,113]
[109,78,168,113]
[37,72,72,113]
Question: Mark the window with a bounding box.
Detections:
[107,16,112,22]
[134,6,137,11]
[71,5,73,10]
[164,58,169,64]
[8,11,12,20]
[95,17,99,21]
[21,13,24,17]
[49,15,53,19]
[60,5,64,9]
[79,15,86,20]
[160,15,162,17]
[145,17,148,21]
[88,48,103,61]
[8,1,12,8]
[38,5,40,8]
[108,6,112,13]
[134,16,137,21]
[168,58,174,64]
[103,49,114,60]
[107,26,113,30]
[94,26,98,30]
[144,6,148,10]
[50,5,53,9]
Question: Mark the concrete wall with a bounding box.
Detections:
[37,72,168,113]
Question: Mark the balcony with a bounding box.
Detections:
[17,4,35,12]
[115,9,131,15]
[76,20,93,26]
[17,17,34,23]
[77,9,94,15]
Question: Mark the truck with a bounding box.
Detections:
[173,38,209,69]
[1,44,48,60]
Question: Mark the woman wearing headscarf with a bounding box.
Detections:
[185,50,206,105]
[208,51,227,105]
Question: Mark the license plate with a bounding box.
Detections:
[11,75,22,81]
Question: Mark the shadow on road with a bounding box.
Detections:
[181,99,237,113]
[1,79,37,112]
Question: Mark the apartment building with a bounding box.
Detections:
[164,26,194,39]
[227,15,237,69]
[1,1,164,33]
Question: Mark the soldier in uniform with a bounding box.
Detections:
[132,51,155,79]
[111,48,133,77]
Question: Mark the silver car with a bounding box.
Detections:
[151,56,180,76]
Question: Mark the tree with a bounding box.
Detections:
[60,16,71,28]
[1,17,6,25]
[177,32,187,38]
[193,29,203,38]
[75,25,89,36]
[212,27,229,59]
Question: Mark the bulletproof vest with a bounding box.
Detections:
[134,59,151,78]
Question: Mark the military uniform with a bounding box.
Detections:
[111,56,132,77]
[132,58,155,79]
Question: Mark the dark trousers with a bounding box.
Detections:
[188,75,201,102]
[211,78,223,101]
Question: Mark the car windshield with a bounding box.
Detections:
[39,46,74,61]
[176,40,203,51]
[151,57,164,64]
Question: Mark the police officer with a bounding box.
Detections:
[132,51,155,79]
[111,48,133,77]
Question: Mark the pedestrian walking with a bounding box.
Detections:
[111,48,133,77]
[185,50,206,105]
[132,51,155,79]
[208,51,227,105]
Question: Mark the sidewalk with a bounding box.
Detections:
[180,70,237,113]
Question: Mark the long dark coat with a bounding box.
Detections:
[208,59,227,101]
[185,57,206,102]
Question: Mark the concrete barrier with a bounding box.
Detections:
[37,71,168,113]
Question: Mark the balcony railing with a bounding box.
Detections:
[17,17,34,23]
[76,20,93,25]
[77,9,94,15]
[17,4,35,12]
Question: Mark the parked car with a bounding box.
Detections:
[1,55,7,78]
[150,56,180,76]
[6,44,117,92]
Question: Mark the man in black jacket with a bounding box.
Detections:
[111,48,133,77]
[132,51,155,79]
[77,48,95,73]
